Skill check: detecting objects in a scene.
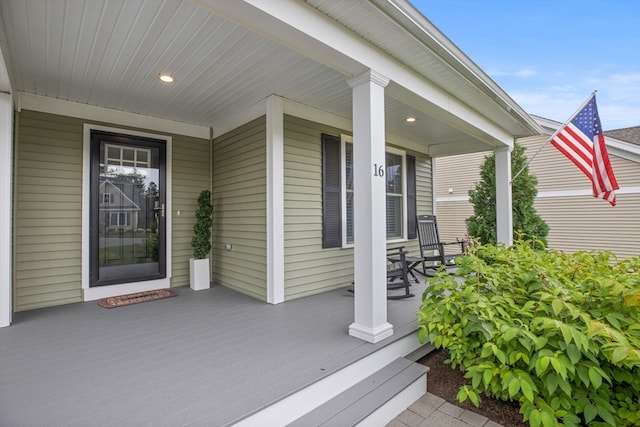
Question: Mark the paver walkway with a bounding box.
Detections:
[387,392,504,427]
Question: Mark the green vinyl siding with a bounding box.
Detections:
[283,116,350,300]
[170,134,211,287]
[212,117,267,300]
[282,115,434,300]
[14,109,210,311]
[14,111,84,311]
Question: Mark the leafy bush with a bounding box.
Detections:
[417,241,640,427]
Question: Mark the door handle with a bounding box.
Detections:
[154,203,165,218]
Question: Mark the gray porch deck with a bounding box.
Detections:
[0,282,429,427]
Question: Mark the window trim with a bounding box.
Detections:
[339,134,408,248]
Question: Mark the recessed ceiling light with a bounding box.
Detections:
[159,73,174,83]
[405,116,416,123]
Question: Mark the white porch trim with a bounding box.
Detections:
[495,146,513,245]
[81,124,173,301]
[348,70,393,344]
[266,95,285,304]
[0,93,12,327]
[17,92,209,140]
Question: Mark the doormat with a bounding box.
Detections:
[98,289,178,308]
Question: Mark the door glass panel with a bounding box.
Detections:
[91,132,165,287]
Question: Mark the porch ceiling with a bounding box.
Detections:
[0,0,540,156]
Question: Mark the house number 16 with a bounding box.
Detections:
[373,164,385,177]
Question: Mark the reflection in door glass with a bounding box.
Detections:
[97,143,161,283]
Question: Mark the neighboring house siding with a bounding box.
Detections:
[212,117,267,300]
[282,116,433,300]
[434,151,483,243]
[435,134,640,259]
[14,110,84,311]
[171,134,211,287]
[14,110,209,311]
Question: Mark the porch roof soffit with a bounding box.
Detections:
[202,0,539,150]
[0,0,540,155]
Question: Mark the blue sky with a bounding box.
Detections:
[411,0,640,130]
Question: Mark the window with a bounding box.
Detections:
[109,212,128,227]
[104,144,151,177]
[322,133,417,248]
[343,138,406,245]
[102,193,113,204]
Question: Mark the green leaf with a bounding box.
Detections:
[545,373,560,394]
[467,389,480,407]
[588,367,602,389]
[508,378,520,398]
[529,409,542,427]
[482,368,492,387]
[558,377,572,396]
[611,346,628,363]
[539,410,556,427]
[481,344,493,358]
[584,403,597,423]
[456,386,468,403]
[417,326,427,344]
[597,404,616,426]
[520,380,534,402]
[552,299,563,316]
[566,344,581,365]
[549,357,567,379]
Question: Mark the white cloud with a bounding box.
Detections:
[494,66,639,129]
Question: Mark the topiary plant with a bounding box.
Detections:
[191,190,213,259]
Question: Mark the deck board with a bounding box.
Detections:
[0,282,428,426]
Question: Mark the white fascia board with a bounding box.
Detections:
[197,0,513,148]
[607,139,640,164]
[373,0,541,136]
[17,93,210,140]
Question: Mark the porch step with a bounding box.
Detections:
[287,357,428,427]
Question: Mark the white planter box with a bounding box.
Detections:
[189,258,210,291]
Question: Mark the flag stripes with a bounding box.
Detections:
[550,93,619,206]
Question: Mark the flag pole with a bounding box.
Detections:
[511,90,597,183]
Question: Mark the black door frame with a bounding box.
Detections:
[89,130,167,287]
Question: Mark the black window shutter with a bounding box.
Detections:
[407,155,417,239]
[322,134,342,248]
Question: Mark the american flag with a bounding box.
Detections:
[550,94,619,206]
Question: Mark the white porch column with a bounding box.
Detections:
[348,70,393,343]
[0,93,13,327]
[495,146,513,246]
[266,95,285,304]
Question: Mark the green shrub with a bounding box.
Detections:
[466,143,549,249]
[191,190,213,259]
[417,241,640,427]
